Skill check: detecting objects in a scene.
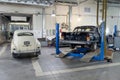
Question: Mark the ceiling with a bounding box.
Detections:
[56,0,120,4]
[98,0,120,4]
[0,0,55,6]
[0,0,120,6]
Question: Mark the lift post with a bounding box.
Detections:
[92,22,105,61]
[56,23,61,55]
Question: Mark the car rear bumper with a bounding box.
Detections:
[13,50,41,55]
[60,40,98,45]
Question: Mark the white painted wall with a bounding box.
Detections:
[45,5,68,36]
[0,0,120,37]
[72,2,120,35]
[32,14,42,38]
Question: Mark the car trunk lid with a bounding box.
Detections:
[15,36,36,52]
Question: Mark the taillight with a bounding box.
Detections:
[61,35,64,40]
[86,36,90,41]
[61,32,64,40]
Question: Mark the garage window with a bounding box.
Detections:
[84,7,91,13]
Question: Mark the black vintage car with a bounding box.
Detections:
[61,26,100,50]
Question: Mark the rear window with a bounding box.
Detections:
[17,32,33,36]
[73,27,94,32]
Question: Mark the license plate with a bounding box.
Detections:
[24,41,30,46]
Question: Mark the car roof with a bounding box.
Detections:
[74,26,97,30]
[14,30,33,35]
[14,30,33,33]
[75,26,96,28]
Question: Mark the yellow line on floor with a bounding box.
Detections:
[35,62,120,77]
[0,44,7,56]
[31,58,43,76]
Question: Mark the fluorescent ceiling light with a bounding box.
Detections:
[77,15,81,21]
[11,16,27,21]
[51,13,56,17]
[51,10,56,17]
[9,22,29,25]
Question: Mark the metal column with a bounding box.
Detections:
[102,0,107,57]
[99,22,105,60]
[56,23,61,55]
[96,0,99,26]
[93,21,105,61]
[68,6,72,31]
[42,8,45,38]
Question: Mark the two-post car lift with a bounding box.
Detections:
[55,22,105,61]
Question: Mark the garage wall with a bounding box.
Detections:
[32,14,42,38]
[45,0,102,35]
[71,2,120,34]
[45,1,120,35]
[0,1,120,37]
[45,5,68,36]
[106,6,120,34]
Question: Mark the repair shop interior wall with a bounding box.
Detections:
[71,0,98,30]
[45,5,68,36]
[106,5,120,35]
[70,1,120,35]
[45,0,101,36]
[0,1,120,37]
[32,14,42,38]
[45,0,120,36]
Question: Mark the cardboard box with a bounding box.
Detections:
[58,53,66,58]
[105,49,113,59]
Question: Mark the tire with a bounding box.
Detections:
[34,51,41,57]
[12,53,19,58]
[34,54,38,57]
[37,50,41,55]
[70,44,76,49]
[91,43,97,51]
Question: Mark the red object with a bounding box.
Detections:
[60,29,62,33]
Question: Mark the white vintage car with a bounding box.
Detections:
[11,30,41,58]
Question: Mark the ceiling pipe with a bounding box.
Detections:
[96,0,99,26]
[102,0,107,56]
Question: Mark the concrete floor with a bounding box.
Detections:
[0,43,120,80]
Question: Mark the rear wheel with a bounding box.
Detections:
[70,44,76,49]
[34,54,39,57]
[35,51,41,57]
[12,53,19,58]
[91,43,97,51]
[37,50,41,55]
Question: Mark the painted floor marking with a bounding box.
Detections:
[32,62,120,77]
[0,44,7,56]
[31,59,43,76]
